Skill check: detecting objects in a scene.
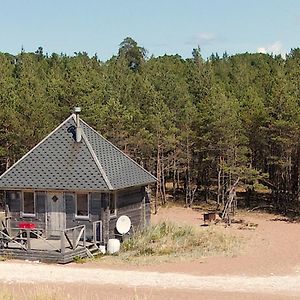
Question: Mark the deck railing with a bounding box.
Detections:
[0,228,28,250]
[61,225,86,255]
[0,225,87,254]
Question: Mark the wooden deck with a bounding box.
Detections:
[0,239,95,263]
[0,224,103,263]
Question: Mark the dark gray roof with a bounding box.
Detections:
[0,114,156,191]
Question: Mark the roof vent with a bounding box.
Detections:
[74,107,82,143]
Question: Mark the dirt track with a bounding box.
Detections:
[2,208,300,299]
[1,261,300,298]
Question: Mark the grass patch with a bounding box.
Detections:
[0,290,63,300]
[0,252,14,261]
[118,221,240,263]
[0,291,13,300]
[0,256,7,262]
[73,255,87,264]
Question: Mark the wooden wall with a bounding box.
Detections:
[5,191,47,231]
[64,192,110,241]
[4,187,151,243]
[108,186,150,238]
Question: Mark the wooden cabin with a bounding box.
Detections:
[0,109,156,261]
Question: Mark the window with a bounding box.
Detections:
[109,193,117,217]
[76,193,89,219]
[23,191,35,217]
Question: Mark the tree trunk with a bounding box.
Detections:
[172,157,176,200]
[217,157,221,206]
[161,151,166,205]
[155,139,161,215]
[5,157,10,171]
[176,169,180,190]
[185,136,192,207]
[297,144,300,202]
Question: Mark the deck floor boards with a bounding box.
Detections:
[0,238,93,263]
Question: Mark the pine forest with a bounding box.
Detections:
[1,37,300,214]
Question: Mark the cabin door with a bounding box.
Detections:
[47,192,66,237]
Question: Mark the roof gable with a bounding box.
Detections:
[0,114,156,191]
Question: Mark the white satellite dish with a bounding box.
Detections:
[116,215,131,235]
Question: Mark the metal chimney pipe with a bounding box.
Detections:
[74,107,82,142]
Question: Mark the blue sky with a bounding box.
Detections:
[0,0,299,60]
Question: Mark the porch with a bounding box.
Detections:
[0,221,103,263]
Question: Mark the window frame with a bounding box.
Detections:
[75,193,90,220]
[109,193,117,218]
[21,191,36,218]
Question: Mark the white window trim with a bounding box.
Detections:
[75,193,90,220]
[21,191,36,218]
[109,193,117,218]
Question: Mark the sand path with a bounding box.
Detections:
[0,261,300,297]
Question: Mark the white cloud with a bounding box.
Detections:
[186,32,216,46]
[257,41,285,55]
[195,32,216,43]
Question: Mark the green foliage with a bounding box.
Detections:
[1,39,300,209]
[118,37,146,72]
[73,255,86,264]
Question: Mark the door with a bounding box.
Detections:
[47,192,66,237]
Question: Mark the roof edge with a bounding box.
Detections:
[79,117,158,182]
[74,115,114,190]
[0,187,111,192]
[0,114,74,180]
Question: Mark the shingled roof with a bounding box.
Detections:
[0,114,156,191]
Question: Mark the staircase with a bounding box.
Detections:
[86,243,105,258]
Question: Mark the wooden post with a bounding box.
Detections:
[92,222,96,244]
[72,228,76,248]
[141,190,146,229]
[26,230,31,250]
[83,225,86,248]
[60,231,65,255]
[101,194,110,243]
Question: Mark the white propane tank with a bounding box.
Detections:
[107,238,120,254]
[99,245,106,254]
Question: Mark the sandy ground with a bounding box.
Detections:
[1,282,297,300]
[0,261,300,299]
[1,207,300,299]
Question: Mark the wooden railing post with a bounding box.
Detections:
[60,230,65,255]
[83,225,86,248]
[72,228,76,249]
[26,230,31,250]
[100,221,103,242]
[92,222,95,244]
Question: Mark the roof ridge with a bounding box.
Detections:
[72,115,114,190]
[79,118,157,182]
[0,114,74,180]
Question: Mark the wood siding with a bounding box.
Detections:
[108,187,150,238]
[64,192,104,240]
[6,191,46,231]
[4,187,151,243]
